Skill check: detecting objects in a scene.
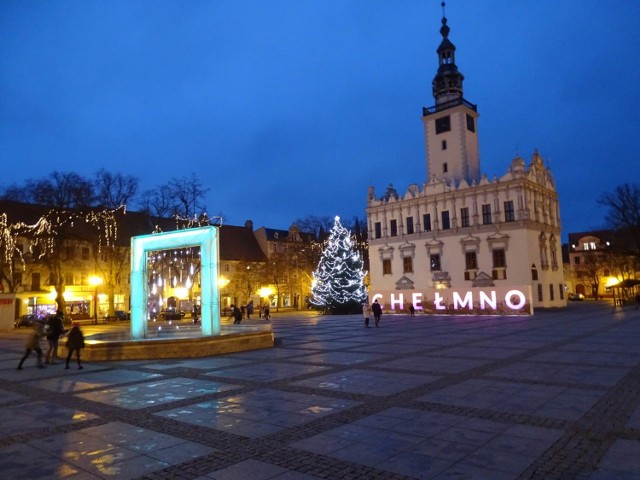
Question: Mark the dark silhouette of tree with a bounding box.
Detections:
[94,169,139,208]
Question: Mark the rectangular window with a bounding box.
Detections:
[559,284,564,300]
[531,267,538,281]
[492,249,506,268]
[382,259,392,275]
[65,245,75,260]
[390,219,397,237]
[81,247,90,260]
[482,204,492,224]
[460,207,470,227]
[430,254,441,272]
[403,256,413,273]
[406,217,414,235]
[423,214,431,232]
[441,211,450,230]
[538,284,543,302]
[442,140,447,150]
[549,283,555,301]
[443,163,448,173]
[375,222,382,239]
[504,201,515,222]
[435,115,451,134]
[465,251,477,270]
[574,256,581,265]
[466,114,476,132]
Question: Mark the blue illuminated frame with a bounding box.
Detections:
[130,226,220,339]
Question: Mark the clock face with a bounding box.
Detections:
[435,115,451,134]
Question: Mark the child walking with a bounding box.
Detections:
[65,322,85,370]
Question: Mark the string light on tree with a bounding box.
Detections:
[310,216,367,314]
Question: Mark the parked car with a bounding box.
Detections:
[159,308,186,321]
[115,310,130,320]
[14,314,42,328]
[568,293,585,301]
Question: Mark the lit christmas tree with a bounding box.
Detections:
[311,216,367,314]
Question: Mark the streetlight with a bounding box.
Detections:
[89,276,103,324]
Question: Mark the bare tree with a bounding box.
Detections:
[139,173,210,220]
[138,188,174,218]
[293,215,333,237]
[94,169,139,209]
[26,171,95,208]
[599,183,640,255]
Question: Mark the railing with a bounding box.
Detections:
[422,97,477,116]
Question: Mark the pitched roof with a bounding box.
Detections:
[0,200,267,263]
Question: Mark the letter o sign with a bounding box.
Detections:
[505,290,526,310]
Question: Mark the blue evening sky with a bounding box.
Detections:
[1,1,639,239]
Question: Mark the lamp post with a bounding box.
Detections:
[89,276,103,324]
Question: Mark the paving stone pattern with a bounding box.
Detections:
[1,302,640,479]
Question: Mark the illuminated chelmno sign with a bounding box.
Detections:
[370,286,533,315]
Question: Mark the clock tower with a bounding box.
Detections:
[422,3,480,185]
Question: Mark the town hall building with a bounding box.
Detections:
[366,8,566,313]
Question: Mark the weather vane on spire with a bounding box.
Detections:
[441,1,446,18]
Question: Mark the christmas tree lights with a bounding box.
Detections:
[310,216,367,314]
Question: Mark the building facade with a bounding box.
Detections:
[0,200,311,323]
[565,229,640,301]
[366,10,566,312]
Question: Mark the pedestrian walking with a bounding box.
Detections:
[65,322,85,370]
[230,305,243,324]
[263,305,270,321]
[363,303,372,327]
[247,300,254,320]
[409,304,415,316]
[17,323,46,370]
[372,299,382,328]
[45,310,66,364]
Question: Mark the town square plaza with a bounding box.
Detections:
[1,301,640,479]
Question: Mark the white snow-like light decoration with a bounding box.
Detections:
[130,226,219,339]
[310,216,367,313]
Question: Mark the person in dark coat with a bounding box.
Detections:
[65,322,85,370]
[230,305,242,324]
[371,299,383,327]
[17,323,46,370]
[45,310,66,364]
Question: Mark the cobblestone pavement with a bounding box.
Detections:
[2,302,640,479]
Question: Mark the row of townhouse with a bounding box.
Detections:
[0,199,317,323]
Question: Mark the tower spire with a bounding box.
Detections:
[432,1,464,105]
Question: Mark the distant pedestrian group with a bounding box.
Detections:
[17,311,86,371]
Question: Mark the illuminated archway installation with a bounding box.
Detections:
[130,226,219,339]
